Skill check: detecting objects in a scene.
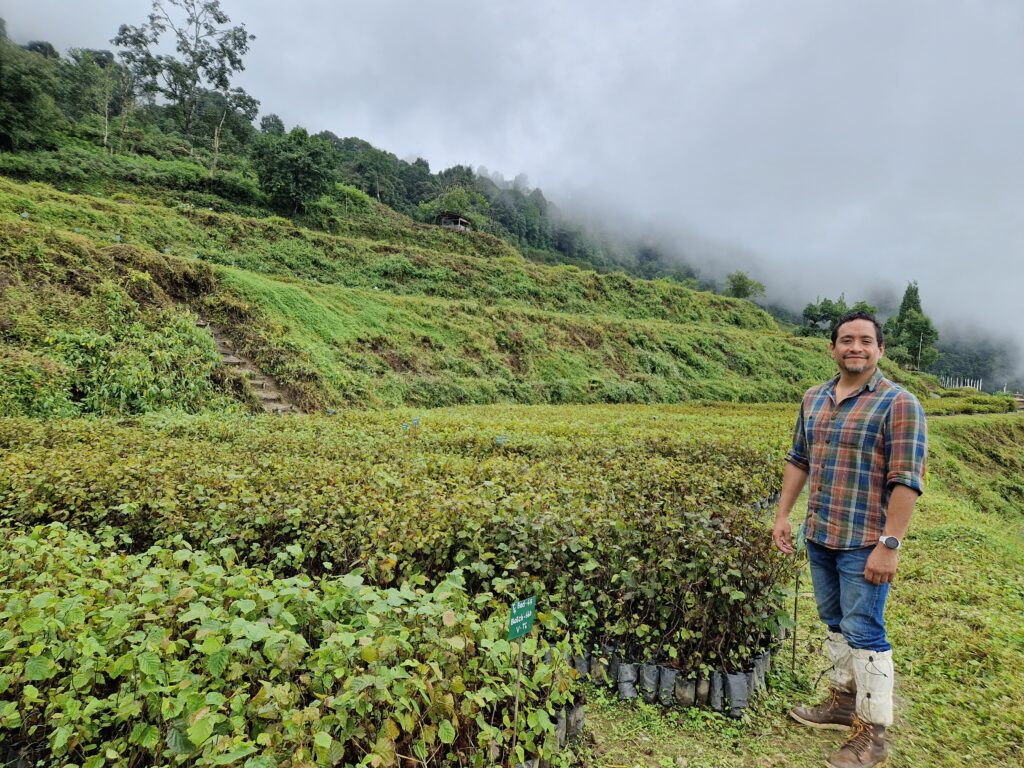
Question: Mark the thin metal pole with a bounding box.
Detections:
[510,642,524,762]
[791,567,799,675]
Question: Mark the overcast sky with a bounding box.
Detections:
[6,1,1023,379]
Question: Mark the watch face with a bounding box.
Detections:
[883,536,899,549]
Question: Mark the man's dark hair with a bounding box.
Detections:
[831,311,884,346]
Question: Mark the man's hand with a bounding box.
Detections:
[864,545,899,584]
[772,516,794,555]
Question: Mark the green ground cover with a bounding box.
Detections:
[0,177,765,328]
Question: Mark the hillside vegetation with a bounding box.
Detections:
[1,174,949,415]
[0,140,998,418]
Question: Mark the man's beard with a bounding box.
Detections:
[840,357,869,373]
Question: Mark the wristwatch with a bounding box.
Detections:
[879,535,902,550]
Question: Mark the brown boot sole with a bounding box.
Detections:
[789,710,854,731]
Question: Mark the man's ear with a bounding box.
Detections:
[879,343,885,357]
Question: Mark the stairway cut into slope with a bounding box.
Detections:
[196,317,301,415]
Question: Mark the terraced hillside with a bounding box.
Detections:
[1,176,941,415]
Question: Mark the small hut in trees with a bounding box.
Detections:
[437,212,471,231]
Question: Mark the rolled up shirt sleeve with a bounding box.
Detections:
[885,392,927,494]
[785,402,810,472]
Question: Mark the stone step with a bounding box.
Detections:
[194,318,302,414]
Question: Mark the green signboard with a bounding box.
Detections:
[507,595,537,641]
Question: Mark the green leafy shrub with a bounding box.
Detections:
[0,524,575,767]
[0,350,76,417]
[0,406,794,671]
[922,390,1016,415]
[0,220,232,416]
[47,313,221,415]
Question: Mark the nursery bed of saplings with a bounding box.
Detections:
[0,524,577,767]
[0,404,797,765]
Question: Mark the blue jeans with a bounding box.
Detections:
[806,540,891,652]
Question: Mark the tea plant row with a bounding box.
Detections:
[0,407,794,674]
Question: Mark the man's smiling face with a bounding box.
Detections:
[830,318,884,375]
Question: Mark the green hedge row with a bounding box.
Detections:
[922,391,1016,416]
[0,145,261,206]
[0,408,793,672]
[0,524,575,767]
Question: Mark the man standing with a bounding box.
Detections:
[773,311,927,768]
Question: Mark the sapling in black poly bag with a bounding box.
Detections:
[726,672,749,717]
[639,663,660,703]
[674,675,697,708]
[617,662,638,699]
[658,667,678,707]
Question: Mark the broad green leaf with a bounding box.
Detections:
[211,744,258,764]
[137,651,161,677]
[188,714,215,747]
[208,648,230,677]
[130,723,160,748]
[438,719,456,745]
[314,731,333,749]
[51,724,72,752]
[234,599,257,614]
[166,727,193,755]
[24,656,57,681]
[200,635,225,655]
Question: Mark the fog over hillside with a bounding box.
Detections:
[7,0,1022,380]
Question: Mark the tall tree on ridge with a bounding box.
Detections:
[112,0,256,139]
[724,270,766,300]
[884,281,939,370]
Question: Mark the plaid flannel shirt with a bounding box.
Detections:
[786,368,927,550]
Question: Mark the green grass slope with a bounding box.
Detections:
[0,177,771,328]
[0,174,940,414]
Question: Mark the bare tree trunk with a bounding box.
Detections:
[209,110,227,177]
[102,102,110,151]
[118,99,133,154]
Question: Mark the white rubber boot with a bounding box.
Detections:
[851,648,894,727]
[826,631,856,693]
